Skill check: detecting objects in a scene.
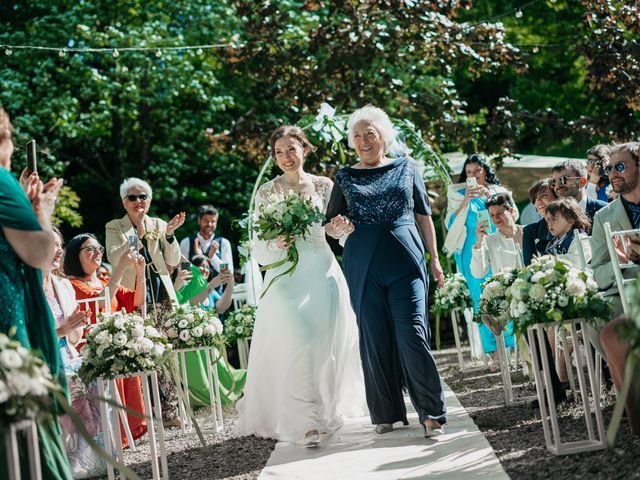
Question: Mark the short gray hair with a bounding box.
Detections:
[347,105,399,154]
[119,177,153,199]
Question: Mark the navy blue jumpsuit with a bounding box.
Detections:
[326,157,446,426]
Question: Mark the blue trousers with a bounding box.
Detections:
[354,263,447,426]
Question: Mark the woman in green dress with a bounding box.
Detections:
[173,256,246,406]
[0,107,72,478]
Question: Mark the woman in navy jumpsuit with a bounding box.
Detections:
[326,106,446,436]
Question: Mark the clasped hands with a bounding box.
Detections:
[328,214,355,239]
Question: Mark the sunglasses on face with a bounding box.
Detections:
[550,176,581,188]
[81,245,104,255]
[604,162,627,176]
[126,194,149,202]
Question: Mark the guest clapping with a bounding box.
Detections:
[106,178,185,306]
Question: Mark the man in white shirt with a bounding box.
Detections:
[180,204,234,275]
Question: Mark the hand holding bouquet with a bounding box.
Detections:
[253,190,325,296]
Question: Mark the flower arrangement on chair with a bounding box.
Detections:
[160,304,224,351]
[224,304,257,346]
[477,267,520,336]
[0,332,54,423]
[78,310,171,383]
[431,273,472,350]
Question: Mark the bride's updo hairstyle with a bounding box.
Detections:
[347,105,400,154]
[269,125,317,157]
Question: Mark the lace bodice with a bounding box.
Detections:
[328,157,431,225]
[251,175,333,264]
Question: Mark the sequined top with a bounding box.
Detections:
[328,157,431,225]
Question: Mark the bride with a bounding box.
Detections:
[236,125,366,446]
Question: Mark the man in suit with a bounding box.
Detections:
[591,142,640,316]
[550,159,607,224]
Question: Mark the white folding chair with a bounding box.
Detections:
[575,229,592,270]
[603,222,640,315]
[231,284,251,368]
[76,287,137,452]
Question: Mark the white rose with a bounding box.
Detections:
[178,319,189,329]
[518,301,528,315]
[529,284,547,302]
[211,318,223,334]
[531,271,545,283]
[558,295,569,307]
[203,324,215,336]
[95,330,111,345]
[0,350,24,369]
[179,330,190,342]
[192,326,203,338]
[153,344,165,358]
[6,371,32,396]
[113,332,128,347]
[113,317,126,330]
[235,326,244,334]
[131,325,145,338]
[145,326,160,338]
[566,278,586,297]
[141,338,154,353]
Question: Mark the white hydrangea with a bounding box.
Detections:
[529,284,547,301]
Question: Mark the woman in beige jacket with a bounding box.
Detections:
[106,177,185,307]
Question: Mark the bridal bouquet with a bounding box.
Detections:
[161,304,224,350]
[78,310,171,383]
[506,255,610,335]
[253,190,325,296]
[0,332,54,424]
[224,304,256,345]
[477,267,520,335]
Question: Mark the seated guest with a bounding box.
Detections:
[471,192,523,278]
[64,233,150,442]
[191,255,234,315]
[523,178,558,265]
[544,198,592,267]
[550,159,607,226]
[179,204,234,275]
[519,201,542,226]
[42,228,105,477]
[106,178,185,307]
[586,144,612,203]
[591,142,640,317]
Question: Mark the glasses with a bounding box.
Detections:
[81,245,104,255]
[604,162,627,176]
[125,194,149,202]
[550,176,581,188]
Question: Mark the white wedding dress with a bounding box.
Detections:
[236,175,366,442]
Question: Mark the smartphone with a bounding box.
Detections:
[128,235,137,251]
[26,139,37,174]
[220,262,229,272]
[466,177,478,188]
[181,261,191,272]
[477,210,490,232]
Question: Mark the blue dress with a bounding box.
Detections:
[447,189,514,353]
[327,157,446,426]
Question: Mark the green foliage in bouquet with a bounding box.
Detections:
[159,304,224,350]
[0,332,56,426]
[507,256,611,336]
[78,310,171,383]
[253,190,325,297]
[224,304,256,346]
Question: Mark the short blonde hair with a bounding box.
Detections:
[347,105,399,154]
[119,177,153,199]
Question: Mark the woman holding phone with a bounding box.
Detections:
[443,154,514,360]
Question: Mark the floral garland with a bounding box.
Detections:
[224,304,256,345]
[160,304,224,350]
[78,310,171,383]
[507,255,610,336]
[0,332,54,424]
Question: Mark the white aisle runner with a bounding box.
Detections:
[258,381,509,480]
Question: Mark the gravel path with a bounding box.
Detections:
[102,348,640,479]
[435,348,640,480]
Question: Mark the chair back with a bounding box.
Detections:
[232,283,248,311]
[574,229,592,270]
[75,286,111,346]
[603,222,640,314]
